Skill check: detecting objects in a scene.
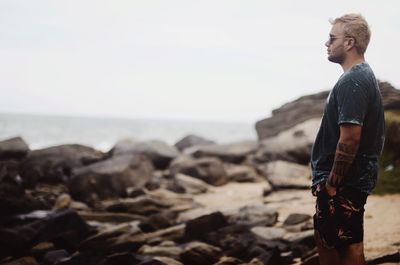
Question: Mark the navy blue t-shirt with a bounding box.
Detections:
[311,62,385,193]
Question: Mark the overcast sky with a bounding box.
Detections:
[1,1,399,123]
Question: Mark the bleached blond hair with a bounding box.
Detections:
[330,14,371,55]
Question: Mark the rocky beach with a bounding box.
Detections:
[0,81,399,265]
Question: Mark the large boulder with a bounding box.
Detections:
[174,134,215,151]
[184,141,259,164]
[19,144,105,187]
[169,156,228,186]
[258,160,311,189]
[0,137,30,160]
[110,139,179,169]
[256,81,400,140]
[68,154,154,204]
[255,118,320,165]
[255,91,328,140]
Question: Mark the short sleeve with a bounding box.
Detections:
[335,80,368,126]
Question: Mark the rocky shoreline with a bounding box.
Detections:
[0,81,399,265]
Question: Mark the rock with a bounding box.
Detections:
[205,224,255,260]
[301,253,319,265]
[172,173,210,194]
[81,223,185,252]
[139,211,178,232]
[101,253,165,265]
[68,154,154,204]
[256,91,328,140]
[256,118,320,165]
[169,156,228,186]
[79,221,142,250]
[0,209,91,259]
[214,256,244,265]
[230,205,278,227]
[184,141,259,164]
[19,144,104,188]
[258,160,311,189]
[153,257,183,265]
[283,213,312,226]
[138,241,182,260]
[380,81,400,110]
[53,193,72,210]
[2,257,39,265]
[180,241,222,265]
[104,196,171,216]
[284,230,315,258]
[366,251,400,265]
[110,139,179,169]
[251,227,286,241]
[185,212,228,240]
[174,134,215,151]
[224,164,264,182]
[0,159,20,183]
[78,211,147,223]
[255,81,400,140]
[0,137,30,160]
[43,249,70,265]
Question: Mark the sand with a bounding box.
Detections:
[191,181,400,262]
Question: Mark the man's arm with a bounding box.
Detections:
[325,124,362,196]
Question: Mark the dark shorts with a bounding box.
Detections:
[312,182,368,249]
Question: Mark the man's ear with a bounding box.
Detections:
[345,37,356,51]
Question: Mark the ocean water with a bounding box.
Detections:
[0,113,258,151]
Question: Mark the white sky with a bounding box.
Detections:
[1,1,399,122]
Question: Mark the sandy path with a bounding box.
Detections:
[191,181,400,262]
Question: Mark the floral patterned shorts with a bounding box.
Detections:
[312,182,368,249]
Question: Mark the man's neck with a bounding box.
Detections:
[341,55,365,72]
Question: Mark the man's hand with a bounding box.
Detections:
[325,181,337,197]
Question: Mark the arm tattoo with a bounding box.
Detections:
[327,142,359,187]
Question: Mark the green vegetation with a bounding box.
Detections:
[373,110,400,195]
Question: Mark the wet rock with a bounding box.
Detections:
[111,139,179,169]
[20,144,104,188]
[180,241,222,265]
[283,213,312,226]
[174,134,215,151]
[184,211,228,240]
[169,156,228,186]
[0,137,30,160]
[184,141,259,164]
[68,154,154,204]
[258,160,311,189]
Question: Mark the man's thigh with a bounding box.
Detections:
[313,183,368,249]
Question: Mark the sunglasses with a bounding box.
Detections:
[327,35,353,45]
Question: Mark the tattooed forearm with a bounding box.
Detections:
[327,142,359,187]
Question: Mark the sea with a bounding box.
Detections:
[0,113,258,152]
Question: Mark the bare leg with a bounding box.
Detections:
[341,241,365,265]
[314,231,341,265]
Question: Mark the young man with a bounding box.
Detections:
[310,14,385,265]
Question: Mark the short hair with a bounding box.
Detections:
[330,14,371,55]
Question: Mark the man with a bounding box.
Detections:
[310,14,385,265]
